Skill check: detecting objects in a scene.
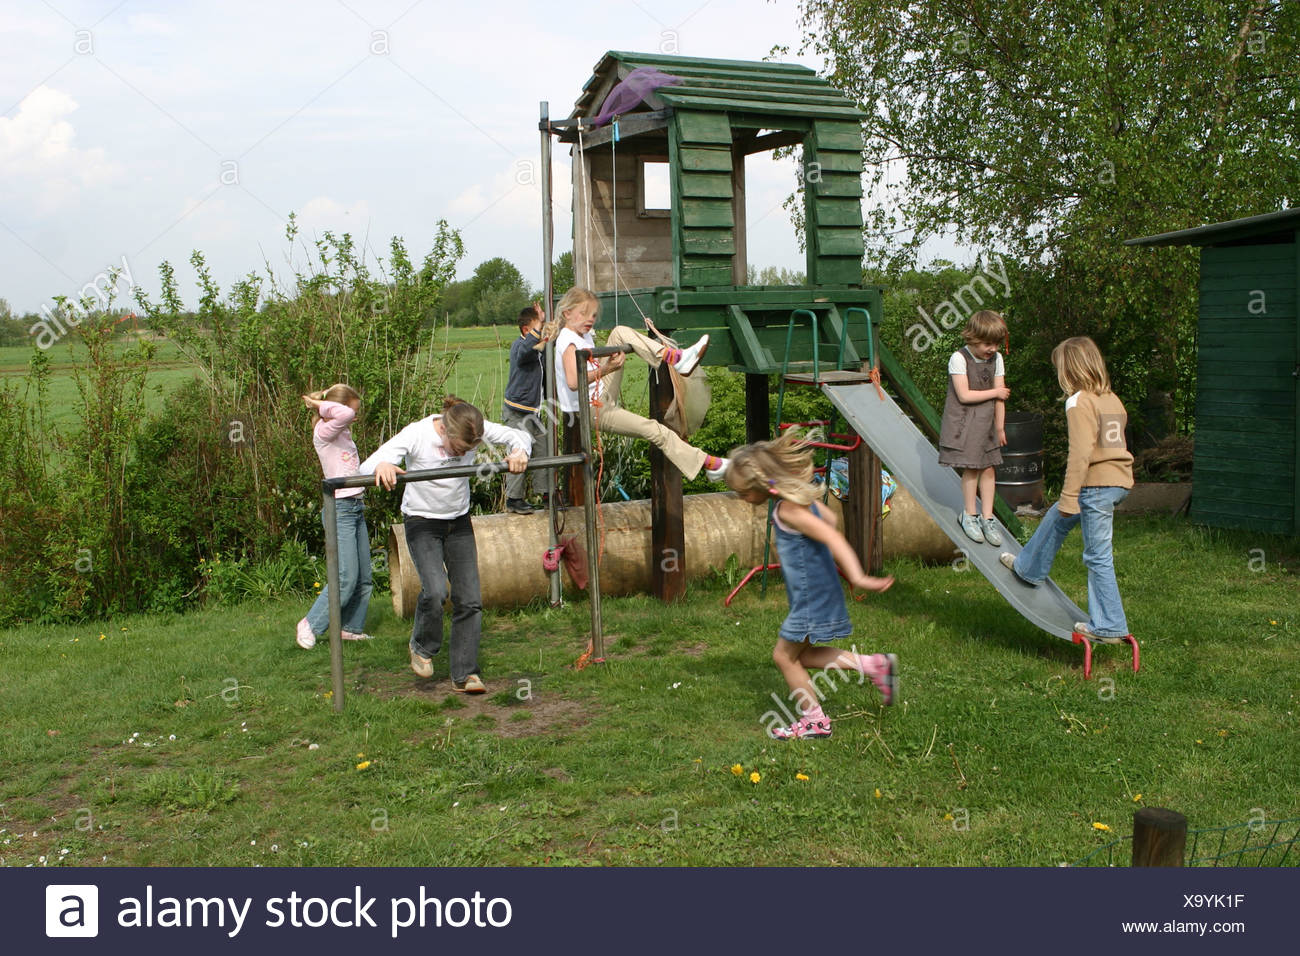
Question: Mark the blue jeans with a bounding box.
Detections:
[305,496,373,636]
[1013,486,1130,637]
[403,513,483,682]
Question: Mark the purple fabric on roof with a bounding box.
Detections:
[590,67,684,127]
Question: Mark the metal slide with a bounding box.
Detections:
[821,382,1085,641]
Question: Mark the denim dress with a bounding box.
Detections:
[772,501,852,643]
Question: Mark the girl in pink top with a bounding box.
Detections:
[296,384,374,648]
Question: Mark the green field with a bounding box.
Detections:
[1,515,1296,867]
[1,325,654,428]
[0,337,199,429]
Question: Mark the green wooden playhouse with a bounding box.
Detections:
[556,50,881,403]
[1127,209,1300,534]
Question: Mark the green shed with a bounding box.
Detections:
[1127,209,1300,534]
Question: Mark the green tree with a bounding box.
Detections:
[551,250,575,296]
[798,0,1300,430]
[469,256,531,325]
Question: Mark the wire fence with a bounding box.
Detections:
[1071,817,1300,867]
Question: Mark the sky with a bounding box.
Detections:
[0,0,870,316]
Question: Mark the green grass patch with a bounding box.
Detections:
[1,515,1296,867]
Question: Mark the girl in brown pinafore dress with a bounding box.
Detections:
[938,310,1009,545]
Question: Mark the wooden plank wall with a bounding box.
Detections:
[573,148,673,293]
[806,119,866,286]
[670,111,736,287]
[1191,240,1297,532]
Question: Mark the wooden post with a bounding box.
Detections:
[745,373,770,443]
[845,435,884,575]
[650,366,686,602]
[1131,808,1187,867]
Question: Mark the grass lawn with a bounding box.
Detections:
[1,514,1296,867]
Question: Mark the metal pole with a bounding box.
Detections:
[576,348,603,661]
[540,100,562,608]
[321,487,345,714]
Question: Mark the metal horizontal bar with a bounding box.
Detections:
[578,343,634,359]
[322,453,587,492]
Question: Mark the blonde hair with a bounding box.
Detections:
[307,383,360,425]
[962,310,1007,346]
[1051,336,1112,395]
[440,395,484,450]
[536,286,598,348]
[308,383,361,405]
[724,430,820,505]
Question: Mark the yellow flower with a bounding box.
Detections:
[356,760,371,771]
[1270,620,1278,626]
[874,788,882,799]
[795,773,810,781]
[1133,793,1143,802]
[730,764,743,776]
[943,813,954,821]
[1218,730,1228,737]
[99,633,106,640]
[314,582,321,588]
[1195,739,1203,744]
[357,752,365,758]
[1092,822,1111,832]
[749,771,760,784]
[323,691,333,699]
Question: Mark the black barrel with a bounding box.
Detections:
[995,411,1044,509]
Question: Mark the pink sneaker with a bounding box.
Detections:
[770,715,832,740]
[295,618,316,650]
[863,653,898,705]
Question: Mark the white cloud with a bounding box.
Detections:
[298,196,373,232]
[125,13,178,36]
[0,86,115,212]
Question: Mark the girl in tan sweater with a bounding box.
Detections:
[1000,337,1134,642]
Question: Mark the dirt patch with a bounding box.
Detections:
[360,668,592,739]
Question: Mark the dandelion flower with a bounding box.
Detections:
[1270,620,1278,626]
[1092,822,1111,832]
[356,761,371,771]
[874,788,882,799]
[943,813,954,821]
[357,752,365,758]
[1133,793,1142,802]
[749,771,760,784]
[99,634,106,640]
[795,773,810,781]
[730,764,743,776]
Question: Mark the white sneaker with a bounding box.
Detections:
[981,517,1003,547]
[1074,622,1126,644]
[410,648,434,678]
[295,618,316,650]
[705,458,730,482]
[341,630,373,641]
[673,334,709,375]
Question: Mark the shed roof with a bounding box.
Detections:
[572,51,868,123]
[1125,208,1300,247]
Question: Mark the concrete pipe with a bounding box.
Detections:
[389,488,950,616]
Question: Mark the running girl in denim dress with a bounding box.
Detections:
[726,431,898,739]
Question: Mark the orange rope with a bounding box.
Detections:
[869,362,886,401]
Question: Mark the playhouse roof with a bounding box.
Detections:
[572,51,868,123]
[1125,208,1300,247]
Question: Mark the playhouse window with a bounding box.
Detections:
[637,157,670,218]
